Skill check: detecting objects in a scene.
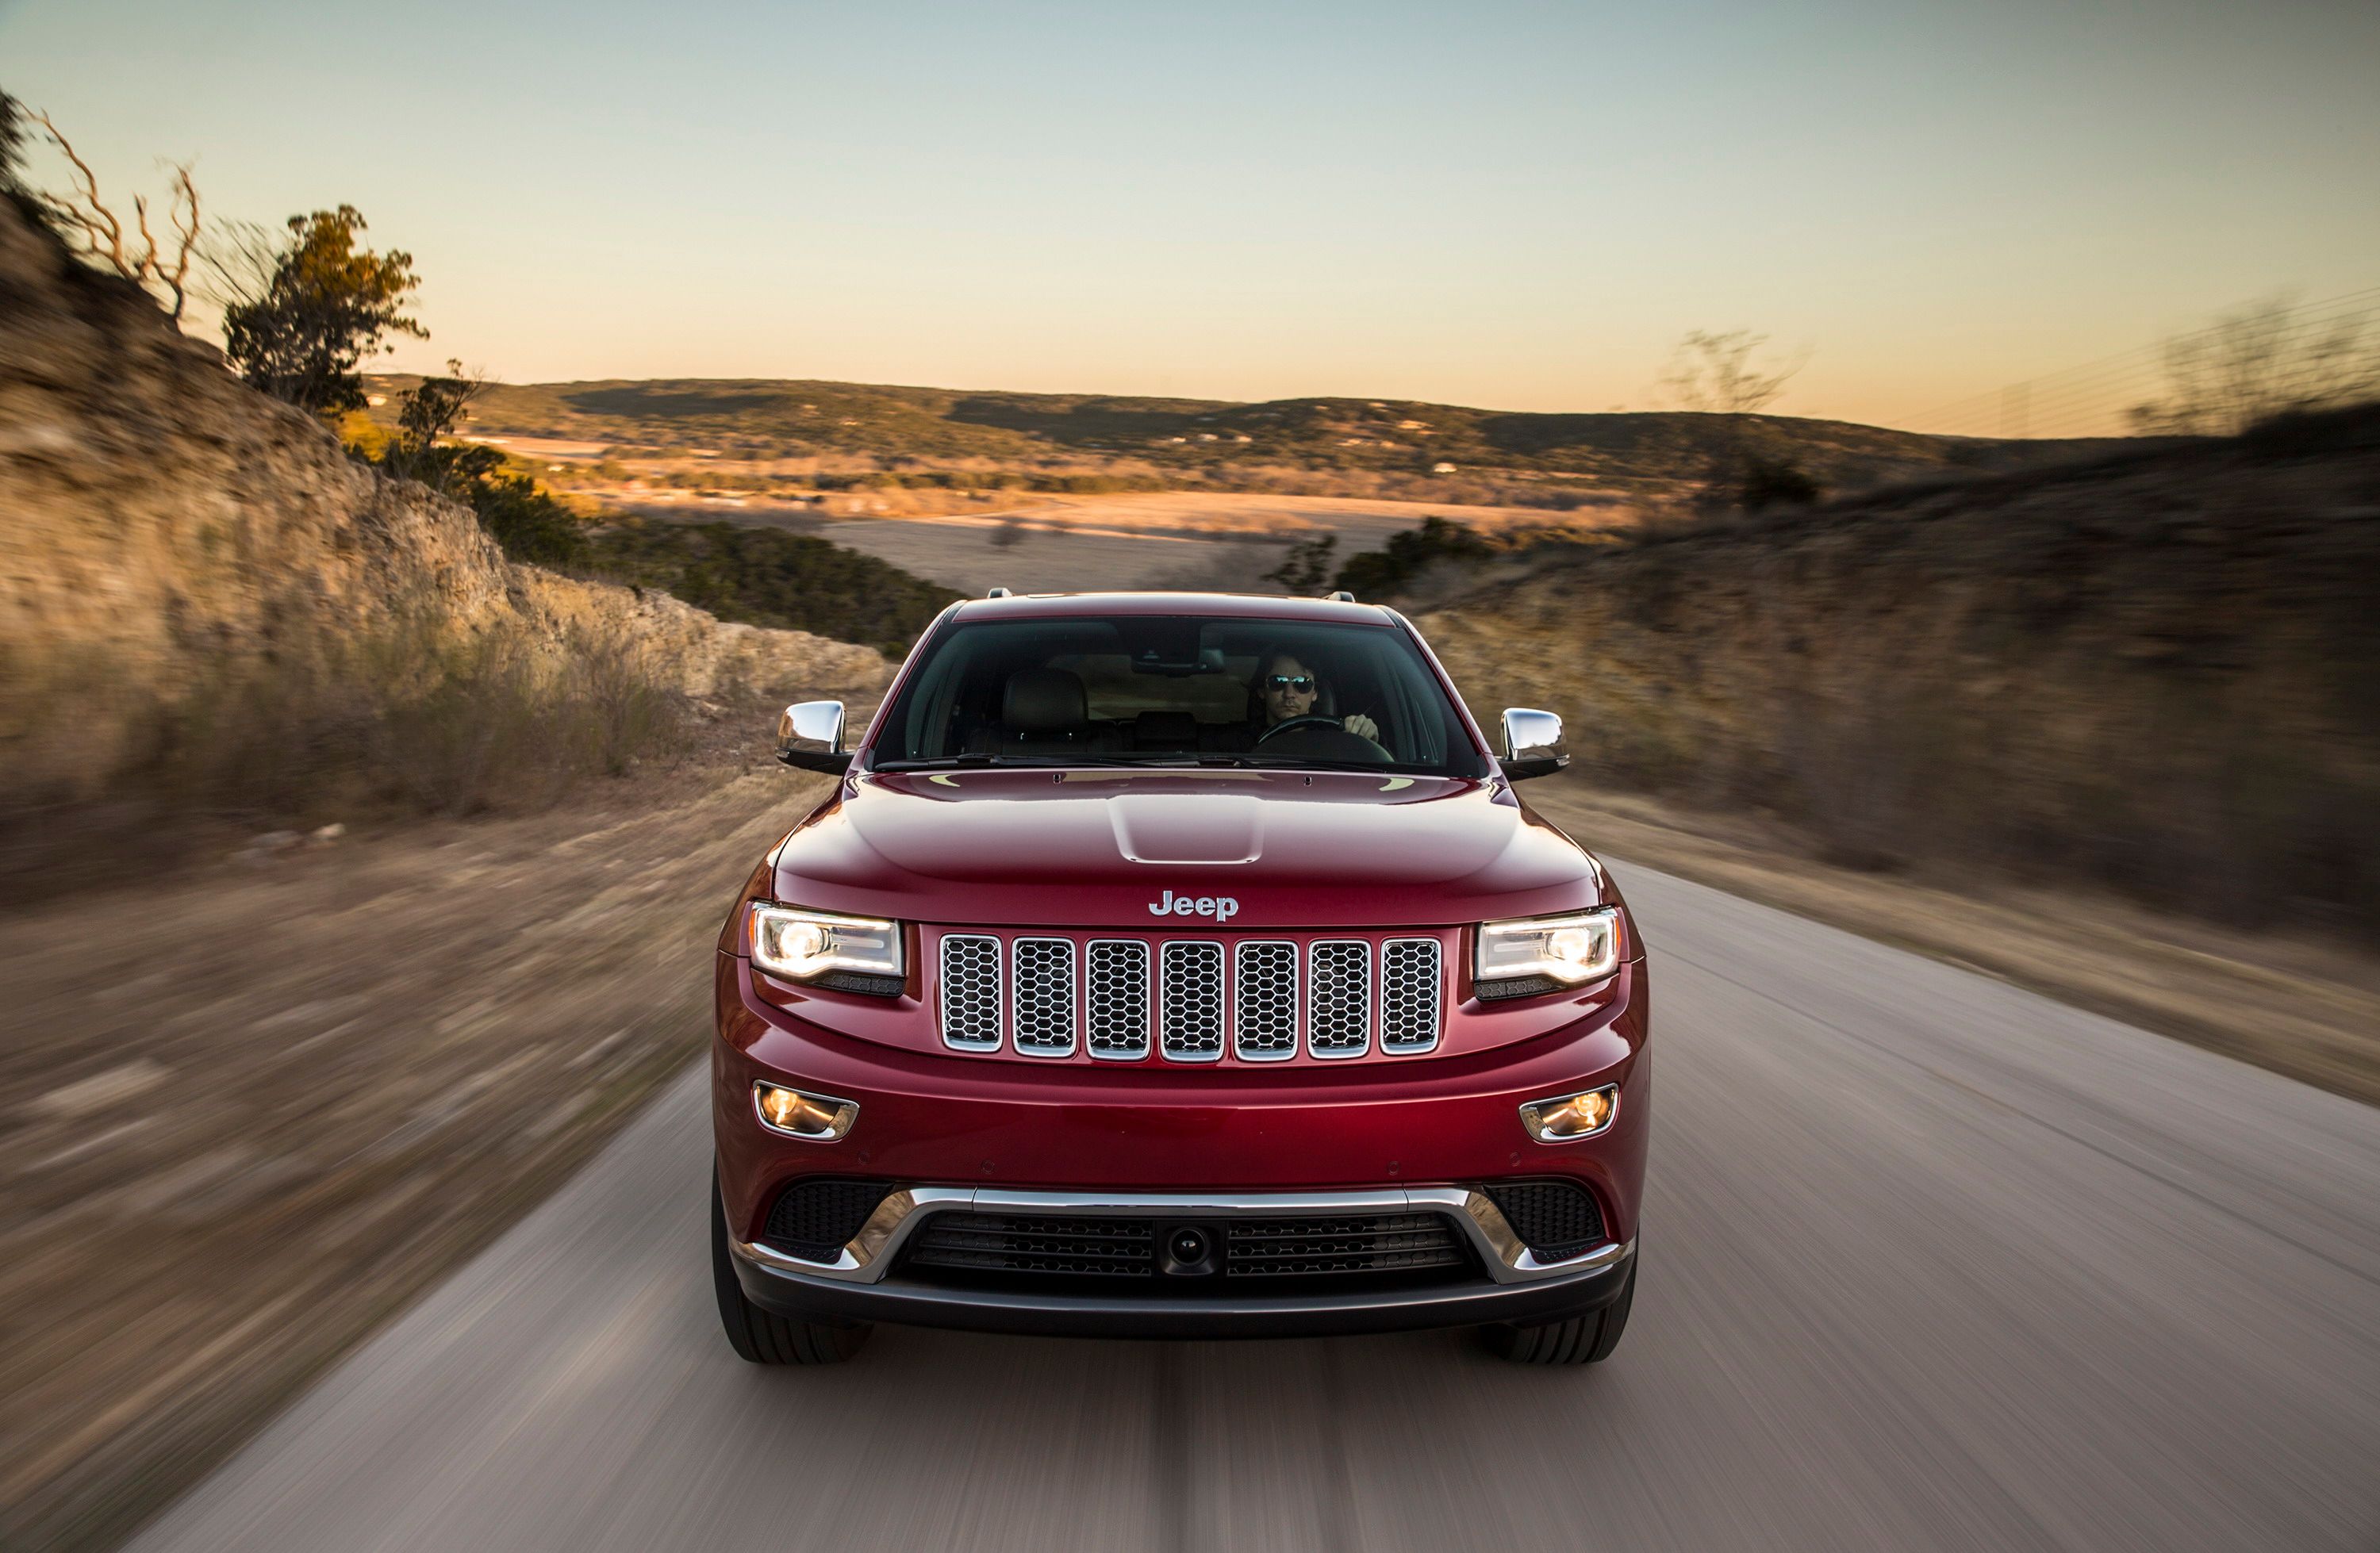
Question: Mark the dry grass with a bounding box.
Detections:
[1425,417,2380,945]
[0,612,694,904]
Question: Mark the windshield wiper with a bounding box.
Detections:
[1229,754,1443,775]
[871,753,1027,771]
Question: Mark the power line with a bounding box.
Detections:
[1895,286,2380,439]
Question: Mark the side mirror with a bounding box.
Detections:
[777,700,852,776]
[1499,707,1568,781]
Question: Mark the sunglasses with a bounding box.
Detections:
[1264,674,1316,692]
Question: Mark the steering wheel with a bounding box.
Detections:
[1256,715,1344,744]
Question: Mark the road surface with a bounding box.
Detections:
[129,865,2380,1551]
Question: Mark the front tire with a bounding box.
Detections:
[1480,1260,1635,1365]
[711,1168,871,1365]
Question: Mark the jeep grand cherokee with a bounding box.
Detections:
[712,591,1648,1364]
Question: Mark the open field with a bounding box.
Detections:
[808,492,1614,592]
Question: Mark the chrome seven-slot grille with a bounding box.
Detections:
[938,931,1444,1060]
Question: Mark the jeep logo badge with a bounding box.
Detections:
[1149,888,1239,922]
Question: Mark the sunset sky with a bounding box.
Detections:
[6,0,2374,428]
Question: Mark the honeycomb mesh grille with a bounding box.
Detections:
[1380,938,1442,1052]
[1234,941,1298,1060]
[939,934,1002,1050]
[1159,941,1225,1060]
[1085,940,1150,1058]
[931,931,1447,1063]
[762,1178,896,1261]
[1012,938,1077,1056]
[1307,941,1372,1056]
[1482,1180,1606,1259]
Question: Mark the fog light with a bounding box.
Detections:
[752,1082,858,1141]
[1518,1084,1618,1143]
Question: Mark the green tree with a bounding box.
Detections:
[1262,532,1338,592]
[0,90,29,194]
[222,205,424,416]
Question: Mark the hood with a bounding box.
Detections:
[770,769,1608,929]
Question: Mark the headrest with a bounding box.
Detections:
[1004,668,1088,732]
[1134,711,1199,748]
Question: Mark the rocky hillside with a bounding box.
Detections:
[1425,413,2380,940]
[0,194,886,801]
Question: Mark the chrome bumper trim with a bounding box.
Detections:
[733,1185,1631,1287]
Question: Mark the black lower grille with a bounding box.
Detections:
[908,1214,1157,1276]
[1225,1214,1464,1276]
[902,1210,1476,1289]
[763,1178,897,1260]
[1481,1180,1605,1260]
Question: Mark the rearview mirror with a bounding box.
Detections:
[1499,707,1568,782]
[776,700,851,776]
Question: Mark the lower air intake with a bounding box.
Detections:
[1480,1180,1606,1260]
[1223,1214,1464,1275]
[907,1214,1157,1276]
[762,1178,897,1261]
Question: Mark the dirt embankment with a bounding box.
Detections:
[1426,420,2380,941]
[0,193,885,800]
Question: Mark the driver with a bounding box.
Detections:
[1253,650,1380,742]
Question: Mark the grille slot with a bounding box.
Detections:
[1158,941,1226,1061]
[1224,1214,1464,1275]
[939,934,1003,1050]
[1482,1180,1606,1260]
[908,1214,1156,1276]
[762,1178,896,1262]
[1233,940,1298,1060]
[1380,938,1442,1053]
[1012,937,1077,1056]
[1307,940,1372,1057]
[1085,939,1151,1059]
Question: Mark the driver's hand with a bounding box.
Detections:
[1343,713,1380,740]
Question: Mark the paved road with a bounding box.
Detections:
[129,865,2380,1552]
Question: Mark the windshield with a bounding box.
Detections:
[870,615,1491,777]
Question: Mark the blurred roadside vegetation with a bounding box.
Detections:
[1425,402,2380,946]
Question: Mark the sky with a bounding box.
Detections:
[5,0,2375,428]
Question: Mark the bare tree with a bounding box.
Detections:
[1656,330,1816,514]
[1660,329,1805,416]
[2130,296,2380,436]
[28,109,199,320]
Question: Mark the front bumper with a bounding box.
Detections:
[727,1187,1637,1339]
[714,954,1652,1246]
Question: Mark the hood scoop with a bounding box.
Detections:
[1107,794,1265,865]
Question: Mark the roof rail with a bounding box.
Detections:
[985,586,1012,598]
[1326,590,1355,602]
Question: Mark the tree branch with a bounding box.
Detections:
[33,112,129,274]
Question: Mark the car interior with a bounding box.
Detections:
[877,616,1485,773]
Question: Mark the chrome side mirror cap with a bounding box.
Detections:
[777,700,851,776]
[1499,707,1568,782]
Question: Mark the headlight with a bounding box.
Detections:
[748,903,904,983]
[1476,907,1622,988]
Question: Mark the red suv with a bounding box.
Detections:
[712,592,1647,1364]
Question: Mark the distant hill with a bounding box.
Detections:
[366,374,2129,502]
